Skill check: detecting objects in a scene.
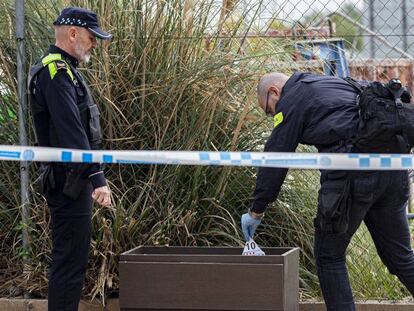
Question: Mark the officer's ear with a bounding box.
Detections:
[269,85,280,97]
[67,26,78,42]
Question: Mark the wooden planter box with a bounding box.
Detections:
[119,246,299,311]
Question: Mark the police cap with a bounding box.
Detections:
[53,7,112,40]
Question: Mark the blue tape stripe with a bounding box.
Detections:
[359,158,370,168]
[103,155,113,163]
[199,152,210,161]
[402,157,412,168]
[116,160,154,164]
[61,151,72,162]
[220,152,231,160]
[231,160,241,165]
[252,160,263,166]
[0,151,21,159]
[380,158,391,168]
[265,159,317,165]
[82,153,93,163]
[241,152,251,160]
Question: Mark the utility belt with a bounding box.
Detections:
[35,162,90,200]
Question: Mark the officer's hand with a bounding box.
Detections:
[241,211,263,241]
[92,185,111,207]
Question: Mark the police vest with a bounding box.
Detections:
[28,53,102,149]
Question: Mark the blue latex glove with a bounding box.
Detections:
[241,212,262,241]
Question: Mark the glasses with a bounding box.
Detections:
[265,90,273,116]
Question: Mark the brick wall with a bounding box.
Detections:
[349,59,414,93]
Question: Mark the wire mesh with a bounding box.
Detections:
[0,0,414,303]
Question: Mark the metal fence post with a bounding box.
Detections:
[369,0,375,58]
[402,0,408,52]
[16,0,30,269]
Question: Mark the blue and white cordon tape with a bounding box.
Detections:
[1,145,414,170]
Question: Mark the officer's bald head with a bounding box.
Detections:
[257,72,290,115]
[257,73,290,102]
[55,25,90,43]
[55,25,68,41]
[54,25,78,49]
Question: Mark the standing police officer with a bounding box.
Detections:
[28,7,112,311]
[241,72,414,310]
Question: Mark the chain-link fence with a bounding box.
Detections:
[1,0,414,303]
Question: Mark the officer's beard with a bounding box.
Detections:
[74,43,91,63]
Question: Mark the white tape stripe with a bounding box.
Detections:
[0,145,413,170]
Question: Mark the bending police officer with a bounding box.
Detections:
[28,7,112,311]
[241,72,414,310]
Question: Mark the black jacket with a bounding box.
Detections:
[30,45,106,189]
[250,72,359,213]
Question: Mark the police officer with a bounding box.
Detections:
[28,7,112,311]
[241,72,414,310]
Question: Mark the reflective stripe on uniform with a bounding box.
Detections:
[41,53,74,81]
[274,112,284,128]
[41,53,62,65]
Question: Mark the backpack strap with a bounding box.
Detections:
[339,77,364,151]
[342,77,363,94]
[394,96,411,152]
[384,80,412,152]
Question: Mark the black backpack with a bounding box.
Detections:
[344,78,414,153]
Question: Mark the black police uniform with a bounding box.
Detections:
[28,45,106,311]
[250,72,414,310]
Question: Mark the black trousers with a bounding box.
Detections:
[315,170,414,310]
[45,171,93,311]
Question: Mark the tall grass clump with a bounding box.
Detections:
[0,0,296,299]
[0,0,411,303]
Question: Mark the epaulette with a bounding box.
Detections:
[40,53,75,81]
[55,60,68,71]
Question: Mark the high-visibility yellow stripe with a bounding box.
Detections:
[48,62,57,80]
[41,53,62,65]
[274,112,284,128]
[41,53,74,81]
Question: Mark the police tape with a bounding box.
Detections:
[1,145,414,170]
